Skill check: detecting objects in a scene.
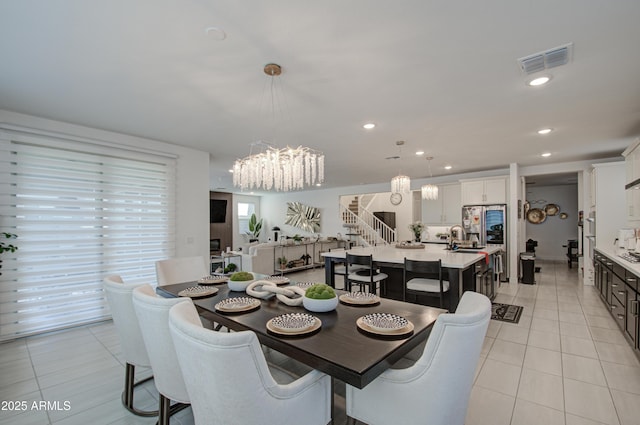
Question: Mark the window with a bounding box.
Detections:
[237,202,255,236]
[0,129,176,340]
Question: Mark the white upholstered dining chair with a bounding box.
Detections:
[102,275,157,417]
[168,301,332,425]
[155,256,209,286]
[132,285,191,425]
[345,291,491,425]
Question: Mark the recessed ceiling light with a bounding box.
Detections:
[315,183,322,187]
[537,128,553,135]
[541,152,551,157]
[444,165,452,170]
[415,150,425,156]
[205,27,227,40]
[363,123,376,130]
[228,169,234,173]
[528,76,551,86]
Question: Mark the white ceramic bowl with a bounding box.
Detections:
[227,274,255,292]
[302,295,338,313]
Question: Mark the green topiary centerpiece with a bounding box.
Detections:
[303,283,338,312]
[305,283,336,299]
[230,271,254,281]
[228,271,255,291]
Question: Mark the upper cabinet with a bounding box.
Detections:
[423,183,461,225]
[622,138,640,220]
[461,177,507,205]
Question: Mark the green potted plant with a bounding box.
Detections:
[0,232,18,276]
[303,283,338,312]
[277,256,288,269]
[292,234,303,245]
[246,213,263,242]
[408,221,425,242]
[228,271,255,291]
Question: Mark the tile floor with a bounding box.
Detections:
[1,260,639,425]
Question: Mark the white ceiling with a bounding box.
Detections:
[1,1,638,193]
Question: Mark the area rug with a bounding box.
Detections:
[491,303,523,324]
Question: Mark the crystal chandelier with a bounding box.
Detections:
[421,156,439,200]
[391,175,411,194]
[390,141,411,194]
[232,64,325,192]
[233,142,324,191]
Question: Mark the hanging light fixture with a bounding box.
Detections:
[421,156,439,200]
[232,64,325,192]
[390,141,411,194]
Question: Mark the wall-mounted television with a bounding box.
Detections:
[210,199,227,223]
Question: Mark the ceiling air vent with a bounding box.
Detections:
[517,43,573,75]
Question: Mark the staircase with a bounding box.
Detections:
[340,195,396,246]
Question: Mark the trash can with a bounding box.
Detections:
[519,252,536,284]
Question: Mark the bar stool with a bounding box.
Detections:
[403,258,449,310]
[346,253,387,294]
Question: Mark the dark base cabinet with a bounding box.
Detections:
[594,250,640,360]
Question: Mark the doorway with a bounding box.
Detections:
[523,173,580,264]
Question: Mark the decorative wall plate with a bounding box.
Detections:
[178,286,219,298]
[560,212,568,219]
[526,208,546,224]
[285,202,321,232]
[544,203,560,216]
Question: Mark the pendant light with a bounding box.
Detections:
[421,156,439,200]
[232,63,325,191]
[390,141,411,194]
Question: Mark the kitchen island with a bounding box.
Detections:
[322,244,501,310]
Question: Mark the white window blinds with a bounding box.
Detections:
[0,130,176,341]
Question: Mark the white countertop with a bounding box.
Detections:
[321,244,502,269]
[595,245,640,276]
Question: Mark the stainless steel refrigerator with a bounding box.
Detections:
[462,204,508,281]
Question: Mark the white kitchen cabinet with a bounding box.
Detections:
[592,162,625,249]
[590,167,597,208]
[461,177,507,205]
[622,138,640,221]
[422,183,461,224]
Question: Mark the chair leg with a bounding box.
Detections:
[122,363,158,417]
[158,394,190,425]
[159,394,171,425]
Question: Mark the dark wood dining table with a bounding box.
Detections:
[157,279,445,390]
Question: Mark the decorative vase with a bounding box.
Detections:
[414,233,421,242]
